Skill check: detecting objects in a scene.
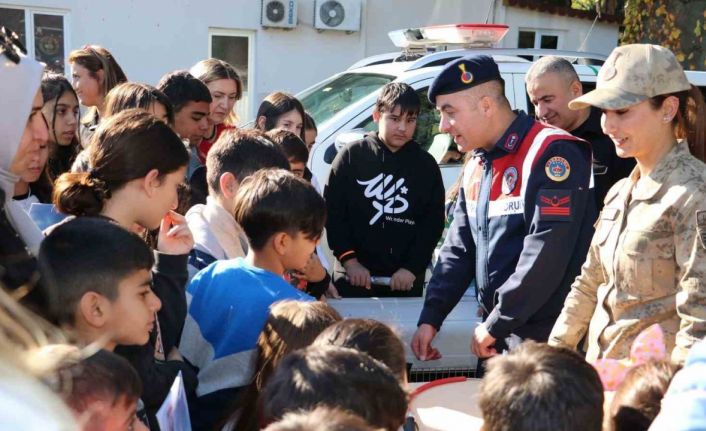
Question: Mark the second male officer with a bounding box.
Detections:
[411,56,596,365]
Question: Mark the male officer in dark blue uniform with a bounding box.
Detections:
[411,56,596,366]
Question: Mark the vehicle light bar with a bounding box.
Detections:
[389,23,509,49]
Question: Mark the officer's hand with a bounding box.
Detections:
[390,268,416,291]
[343,259,371,289]
[412,324,442,361]
[470,323,497,359]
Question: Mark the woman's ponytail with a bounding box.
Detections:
[683,85,705,163]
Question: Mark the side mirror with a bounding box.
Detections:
[324,129,367,164]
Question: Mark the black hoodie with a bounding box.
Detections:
[325,133,445,294]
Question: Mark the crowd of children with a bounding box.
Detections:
[3,24,706,431]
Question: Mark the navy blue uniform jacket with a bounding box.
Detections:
[418,112,596,341]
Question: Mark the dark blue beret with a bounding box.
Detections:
[427,55,501,104]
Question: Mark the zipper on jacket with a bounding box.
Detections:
[477,154,493,309]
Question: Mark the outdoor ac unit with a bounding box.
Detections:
[261,0,298,28]
[314,0,361,32]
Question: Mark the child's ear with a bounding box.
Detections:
[142,169,162,197]
[79,292,109,328]
[256,115,267,130]
[372,109,381,123]
[219,172,239,200]
[272,232,291,256]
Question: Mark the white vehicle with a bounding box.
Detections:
[299,24,706,381]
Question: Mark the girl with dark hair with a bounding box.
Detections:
[190,58,242,163]
[68,44,127,144]
[54,109,188,231]
[71,82,177,173]
[40,73,81,182]
[228,300,342,431]
[53,109,197,422]
[256,92,306,141]
[103,82,175,126]
[313,318,407,383]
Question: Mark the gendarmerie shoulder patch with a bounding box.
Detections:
[545,156,571,182]
[697,210,706,249]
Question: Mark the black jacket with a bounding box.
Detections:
[115,252,197,430]
[571,107,635,210]
[325,133,445,289]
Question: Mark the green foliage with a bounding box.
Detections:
[622,0,706,70]
[572,0,597,10]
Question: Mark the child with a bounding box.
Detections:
[313,318,407,383]
[649,341,706,430]
[190,58,241,163]
[262,345,407,431]
[325,82,445,297]
[52,109,196,421]
[303,112,317,151]
[0,36,52,315]
[479,340,604,431]
[230,300,342,431]
[302,112,321,187]
[609,361,681,431]
[68,45,127,144]
[52,348,147,431]
[10,112,50,211]
[186,128,289,276]
[71,83,175,172]
[264,407,377,431]
[38,217,160,351]
[156,70,212,181]
[266,129,309,178]
[179,168,325,430]
[255,92,306,140]
[102,82,174,125]
[266,129,331,297]
[40,72,81,183]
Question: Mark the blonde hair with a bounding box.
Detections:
[190,58,242,125]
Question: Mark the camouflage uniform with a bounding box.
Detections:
[549,141,706,363]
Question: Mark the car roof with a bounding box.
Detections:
[348,47,606,71]
[348,55,602,82]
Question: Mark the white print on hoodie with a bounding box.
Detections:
[357,173,409,225]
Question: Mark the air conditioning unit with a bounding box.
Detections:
[261,0,298,29]
[314,0,361,32]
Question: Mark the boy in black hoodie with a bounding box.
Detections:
[325,83,445,297]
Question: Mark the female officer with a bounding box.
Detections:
[549,44,706,364]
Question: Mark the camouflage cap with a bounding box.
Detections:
[568,44,690,110]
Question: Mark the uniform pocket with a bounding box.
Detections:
[621,230,676,297]
[595,207,619,245]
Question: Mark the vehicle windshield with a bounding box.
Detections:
[299,72,394,126]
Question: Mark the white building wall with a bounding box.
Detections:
[501,6,619,54]
[1,0,618,122]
